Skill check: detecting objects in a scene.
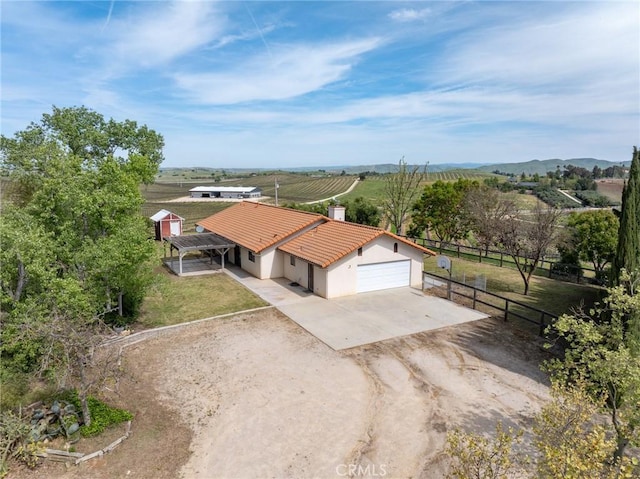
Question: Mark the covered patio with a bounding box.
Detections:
[163,233,235,276]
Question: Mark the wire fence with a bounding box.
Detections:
[406,237,599,285]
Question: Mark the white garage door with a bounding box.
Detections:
[357,260,411,293]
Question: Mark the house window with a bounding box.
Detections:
[290,255,296,266]
[248,251,255,262]
[394,242,398,253]
[357,247,363,256]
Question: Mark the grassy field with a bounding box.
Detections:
[141,173,359,229]
[140,182,191,201]
[424,169,495,181]
[344,170,492,201]
[596,179,624,203]
[142,202,232,233]
[424,255,603,318]
[137,267,268,328]
[508,191,544,209]
[148,172,357,203]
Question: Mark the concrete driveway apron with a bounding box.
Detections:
[225,267,489,350]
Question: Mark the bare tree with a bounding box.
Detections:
[382,157,425,235]
[464,187,517,256]
[497,203,562,295]
[13,282,121,427]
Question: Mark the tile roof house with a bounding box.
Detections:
[197,202,435,298]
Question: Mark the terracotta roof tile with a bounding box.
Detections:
[197,203,436,262]
[196,202,323,253]
[278,220,435,268]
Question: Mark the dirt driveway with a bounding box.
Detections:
[24,309,551,479]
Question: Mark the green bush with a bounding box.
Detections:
[60,391,133,437]
[534,186,580,208]
[573,190,618,207]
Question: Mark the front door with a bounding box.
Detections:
[234,245,241,267]
[308,263,314,291]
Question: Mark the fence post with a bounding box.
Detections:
[504,300,509,322]
[447,276,452,301]
[500,252,504,267]
[473,288,477,309]
[457,244,460,258]
[478,249,482,263]
[539,312,546,336]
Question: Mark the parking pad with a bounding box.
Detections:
[224,267,489,350]
[277,288,490,350]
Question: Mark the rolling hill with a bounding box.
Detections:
[475,158,629,176]
[157,157,630,179]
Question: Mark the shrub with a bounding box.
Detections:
[61,391,133,437]
[573,190,618,207]
[0,410,40,478]
[534,186,580,208]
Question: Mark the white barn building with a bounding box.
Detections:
[189,186,262,199]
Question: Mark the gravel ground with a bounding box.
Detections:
[16,309,551,479]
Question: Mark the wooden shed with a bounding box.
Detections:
[150,209,184,241]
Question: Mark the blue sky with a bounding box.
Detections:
[1,1,639,168]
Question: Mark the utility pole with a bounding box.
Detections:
[275,177,279,206]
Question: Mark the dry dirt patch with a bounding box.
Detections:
[21,310,551,479]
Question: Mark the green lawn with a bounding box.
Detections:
[137,268,268,328]
[506,191,544,209]
[424,255,603,318]
[341,177,387,204]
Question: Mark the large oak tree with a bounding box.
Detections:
[566,209,619,280]
[409,178,478,244]
[0,106,163,421]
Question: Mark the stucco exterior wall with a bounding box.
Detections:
[239,246,260,278]
[314,266,328,298]
[231,226,425,298]
[258,248,284,279]
[325,254,358,298]
[323,236,425,298]
[283,255,329,297]
[283,254,310,287]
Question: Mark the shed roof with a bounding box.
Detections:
[164,233,235,252]
[278,220,435,268]
[150,209,184,222]
[197,202,324,253]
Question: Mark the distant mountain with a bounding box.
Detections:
[476,158,629,176]
[159,163,488,175]
[159,158,630,177]
[287,163,488,174]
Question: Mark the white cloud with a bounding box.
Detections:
[174,38,382,104]
[388,8,431,23]
[211,23,277,50]
[437,2,639,89]
[109,1,225,69]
